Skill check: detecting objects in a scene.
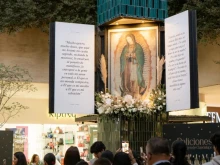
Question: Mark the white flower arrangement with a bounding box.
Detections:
[148,85,166,112]
[95,85,166,118]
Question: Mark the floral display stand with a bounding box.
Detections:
[96,85,168,154]
[98,112,168,154]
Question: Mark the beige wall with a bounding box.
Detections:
[4,96,87,124]
[0,28,219,123]
[0,28,49,83]
[0,28,219,86]
[198,42,220,87]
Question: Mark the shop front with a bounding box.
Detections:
[0,96,97,164]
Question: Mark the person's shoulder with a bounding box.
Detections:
[89,158,97,164]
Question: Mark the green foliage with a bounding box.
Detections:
[0,64,37,127]
[0,0,97,33]
[168,0,220,44]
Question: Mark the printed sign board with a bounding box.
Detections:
[165,10,199,111]
[49,22,95,114]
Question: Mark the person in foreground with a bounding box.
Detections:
[44,153,60,165]
[145,137,171,165]
[170,140,190,165]
[101,150,114,164]
[64,146,81,165]
[113,148,139,165]
[94,158,111,165]
[90,141,106,165]
[76,160,89,165]
[203,131,220,165]
[13,152,28,165]
[30,154,43,165]
[44,153,56,165]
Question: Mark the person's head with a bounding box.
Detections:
[171,140,188,165]
[146,137,170,165]
[76,160,89,165]
[172,140,187,157]
[64,146,80,165]
[90,141,106,158]
[94,158,111,165]
[126,34,136,45]
[101,150,114,163]
[13,152,27,165]
[44,153,55,165]
[31,154,40,163]
[113,152,131,165]
[210,131,220,155]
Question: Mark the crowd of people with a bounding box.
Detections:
[12,131,220,165]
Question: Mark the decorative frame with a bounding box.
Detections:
[108,26,158,100]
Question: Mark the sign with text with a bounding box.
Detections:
[163,124,220,158]
[49,22,95,114]
[165,10,199,111]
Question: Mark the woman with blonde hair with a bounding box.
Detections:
[30,154,43,165]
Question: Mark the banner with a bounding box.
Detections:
[165,10,199,111]
[163,123,219,159]
[5,126,28,159]
[49,22,95,114]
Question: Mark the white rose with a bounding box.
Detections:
[123,95,134,105]
[163,102,166,105]
[132,108,137,112]
[158,97,162,100]
[105,98,112,106]
[121,108,125,111]
[97,107,104,114]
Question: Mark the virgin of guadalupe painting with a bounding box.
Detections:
[108,27,158,100]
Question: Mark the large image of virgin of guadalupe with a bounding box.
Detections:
[120,34,146,98]
[109,28,158,100]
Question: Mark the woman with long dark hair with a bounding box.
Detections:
[64,146,81,165]
[170,140,190,165]
[13,152,27,165]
